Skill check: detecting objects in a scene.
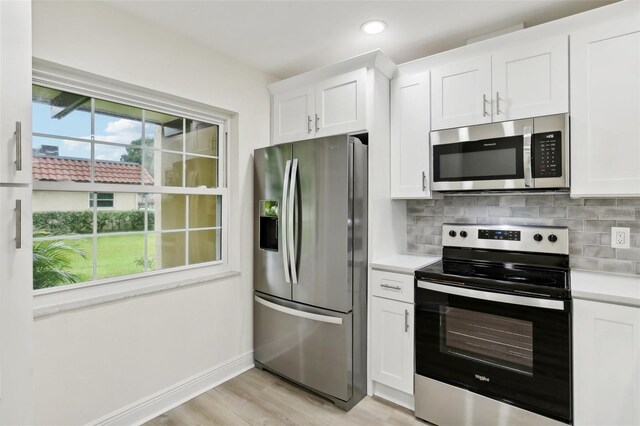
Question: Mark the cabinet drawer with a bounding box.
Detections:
[371,269,414,303]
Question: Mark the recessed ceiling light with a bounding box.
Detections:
[361,20,387,35]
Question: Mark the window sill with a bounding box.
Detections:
[33,265,241,319]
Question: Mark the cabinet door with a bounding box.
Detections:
[0,186,33,424]
[315,68,366,137]
[431,56,491,130]
[371,297,413,394]
[272,85,314,145]
[570,13,640,197]
[574,299,640,426]
[390,72,432,199]
[492,36,568,121]
[0,0,32,184]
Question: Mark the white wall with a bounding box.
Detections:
[31,1,276,424]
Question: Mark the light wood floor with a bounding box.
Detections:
[146,368,425,425]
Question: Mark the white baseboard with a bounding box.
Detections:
[371,381,415,411]
[91,351,255,426]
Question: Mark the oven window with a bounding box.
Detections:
[441,307,533,375]
[439,148,517,179]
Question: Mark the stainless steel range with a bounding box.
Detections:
[414,224,571,426]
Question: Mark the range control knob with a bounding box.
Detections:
[460,230,468,238]
[448,230,457,238]
[533,233,543,242]
[548,234,558,243]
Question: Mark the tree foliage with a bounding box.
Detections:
[33,238,86,289]
[120,137,154,164]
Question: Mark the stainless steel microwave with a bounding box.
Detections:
[430,114,569,192]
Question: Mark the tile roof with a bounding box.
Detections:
[33,156,154,185]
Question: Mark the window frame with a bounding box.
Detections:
[32,59,234,316]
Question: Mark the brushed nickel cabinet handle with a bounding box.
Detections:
[405,309,409,332]
[15,121,22,171]
[315,113,320,132]
[15,199,22,249]
[380,283,401,290]
[496,92,501,115]
[307,116,312,134]
[422,171,427,192]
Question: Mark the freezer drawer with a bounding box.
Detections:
[254,293,353,401]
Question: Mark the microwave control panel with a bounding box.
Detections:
[533,131,562,178]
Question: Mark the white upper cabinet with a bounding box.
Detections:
[431,56,492,130]
[272,85,315,144]
[390,72,432,198]
[492,36,568,121]
[315,68,366,138]
[0,0,32,184]
[431,37,568,130]
[272,68,367,144]
[570,13,640,197]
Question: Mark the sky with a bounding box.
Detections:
[32,101,157,162]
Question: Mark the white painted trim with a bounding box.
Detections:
[372,381,415,411]
[33,58,233,124]
[33,268,240,318]
[268,49,396,94]
[91,351,255,426]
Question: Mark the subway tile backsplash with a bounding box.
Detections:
[406,194,640,276]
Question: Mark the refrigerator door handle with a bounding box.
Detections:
[255,295,343,325]
[288,158,298,284]
[281,160,292,283]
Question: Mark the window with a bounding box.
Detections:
[32,84,227,291]
[89,192,115,208]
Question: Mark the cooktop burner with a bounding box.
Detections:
[415,224,571,299]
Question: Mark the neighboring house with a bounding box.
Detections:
[32,155,154,212]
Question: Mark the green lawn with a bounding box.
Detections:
[66,234,156,282]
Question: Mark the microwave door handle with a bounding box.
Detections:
[288,158,298,285]
[281,160,291,284]
[523,126,533,187]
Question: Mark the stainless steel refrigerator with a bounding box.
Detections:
[253,134,367,410]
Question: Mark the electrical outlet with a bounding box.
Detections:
[611,227,630,249]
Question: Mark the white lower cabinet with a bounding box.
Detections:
[573,299,640,426]
[371,296,414,394]
[0,186,33,424]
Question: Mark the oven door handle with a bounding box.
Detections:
[417,281,566,311]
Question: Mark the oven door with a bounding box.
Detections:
[430,118,533,191]
[415,280,571,423]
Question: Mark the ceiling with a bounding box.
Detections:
[109,0,617,80]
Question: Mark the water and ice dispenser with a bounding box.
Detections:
[259,200,279,251]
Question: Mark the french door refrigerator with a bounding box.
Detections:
[253,134,367,410]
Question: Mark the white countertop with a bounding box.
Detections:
[572,270,640,308]
[370,254,440,275]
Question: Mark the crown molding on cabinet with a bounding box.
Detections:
[268,49,396,95]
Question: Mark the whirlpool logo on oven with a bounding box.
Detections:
[474,374,490,382]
